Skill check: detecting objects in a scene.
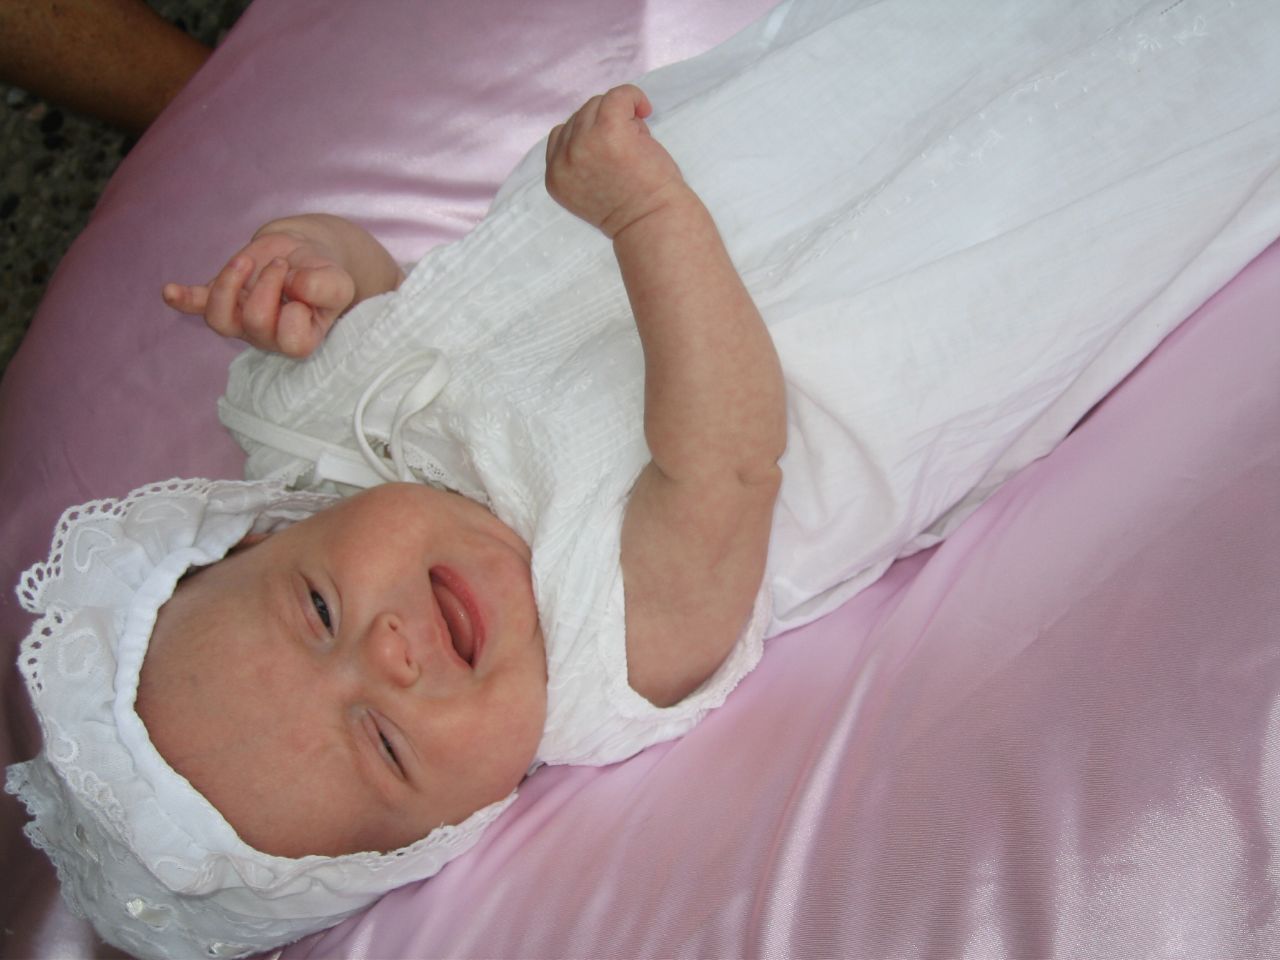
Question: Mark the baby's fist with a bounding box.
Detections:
[545,85,686,238]
[163,231,356,358]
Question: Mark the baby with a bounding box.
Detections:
[150,82,783,856]
[8,85,783,959]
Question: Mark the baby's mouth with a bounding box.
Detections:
[430,569,478,666]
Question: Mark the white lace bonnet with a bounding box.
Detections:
[4,477,515,960]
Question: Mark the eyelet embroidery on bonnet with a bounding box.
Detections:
[5,477,518,960]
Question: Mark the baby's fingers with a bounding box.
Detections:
[240,256,288,335]
[161,282,210,316]
[204,255,254,338]
[602,84,652,123]
[275,300,327,358]
[546,122,566,164]
[284,263,355,314]
[573,95,604,134]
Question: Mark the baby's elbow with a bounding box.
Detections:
[736,459,783,500]
[629,671,691,709]
[628,644,729,708]
[735,408,786,493]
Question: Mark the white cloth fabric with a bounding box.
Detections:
[5,479,518,960]
[221,0,1280,758]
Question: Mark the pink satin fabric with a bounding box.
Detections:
[2,1,1278,958]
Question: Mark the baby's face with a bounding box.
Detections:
[137,483,547,858]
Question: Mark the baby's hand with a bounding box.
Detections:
[163,229,356,358]
[545,85,687,239]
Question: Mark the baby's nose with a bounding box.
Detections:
[362,613,421,687]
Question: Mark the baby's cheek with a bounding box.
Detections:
[474,675,545,774]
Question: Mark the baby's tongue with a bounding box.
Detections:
[430,574,475,665]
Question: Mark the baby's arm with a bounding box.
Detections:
[163,213,404,358]
[546,86,786,706]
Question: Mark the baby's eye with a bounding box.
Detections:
[310,590,332,631]
[378,730,400,769]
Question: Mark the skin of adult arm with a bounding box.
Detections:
[0,0,211,135]
[546,86,786,707]
[163,213,404,357]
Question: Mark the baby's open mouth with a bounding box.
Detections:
[429,569,478,666]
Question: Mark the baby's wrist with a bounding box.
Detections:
[606,181,701,241]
